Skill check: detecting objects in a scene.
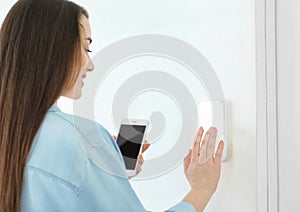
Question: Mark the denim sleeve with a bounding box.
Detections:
[166,201,197,212]
[21,166,79,212]
[96,123,123,156]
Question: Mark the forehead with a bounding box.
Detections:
[79,15,91,38]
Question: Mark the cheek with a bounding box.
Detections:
[81,56,88,68]
[80,50,89,69]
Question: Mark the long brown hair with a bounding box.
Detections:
[0,0,88,211]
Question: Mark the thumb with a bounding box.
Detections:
[184,149,192,173]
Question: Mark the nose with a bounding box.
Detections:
[87,60,95,72]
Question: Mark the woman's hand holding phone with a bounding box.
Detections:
[113,135,150,179]
[129,141,150,179]
[182,127,224,212]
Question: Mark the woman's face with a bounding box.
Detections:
[62,15,94,99]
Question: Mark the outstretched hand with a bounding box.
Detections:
[183,127,224,210]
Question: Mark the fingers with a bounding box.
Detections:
[113,135,117,141]
[190,127,221,166]
[184,149,192,173]
[198,128,211,164]
[198,139,208,164]
[135,143,149,175]
[141,141,150,154]
[199,127,217,165]
[135,155,144,176]
[136,166,141,175]
[201,128,211,148]
[206,128,217,158]
[191,127,204,162]
[137,154,144,166]
[214,140,224,165]
[134,164,141,176]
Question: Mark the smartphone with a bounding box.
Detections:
[116,119,149,177]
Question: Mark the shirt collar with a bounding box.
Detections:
[48,103,62,112]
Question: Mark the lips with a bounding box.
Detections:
[81,74,86,87]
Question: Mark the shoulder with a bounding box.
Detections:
[26,110,94,187]
[26,107,126,187]
[32,108,112,154]
[47,110,117,151]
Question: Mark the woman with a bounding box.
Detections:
[0,0,224,211]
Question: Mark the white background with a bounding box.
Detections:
[277,0,300,211]
[0,0,257,211]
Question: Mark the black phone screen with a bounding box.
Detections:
[116,124,146,170]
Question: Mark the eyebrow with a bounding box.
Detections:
[85,38,92,44]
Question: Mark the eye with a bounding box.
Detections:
[86,49,92,53]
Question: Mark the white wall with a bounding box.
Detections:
[0,1,257,211]
[276,0,300,211]
[73,1,257,211]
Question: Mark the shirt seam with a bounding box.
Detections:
[26,165,81,196]
[50,111,125,166]
[50,112,104,149]
[49,112,127,178]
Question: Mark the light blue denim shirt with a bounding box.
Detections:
[21,103,196,212]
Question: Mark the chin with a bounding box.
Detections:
[68,91,82,100]
[73,93,82,100]
[61,87,82,100]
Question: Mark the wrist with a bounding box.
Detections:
[190,187,214,198]
[182,189,212,212]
